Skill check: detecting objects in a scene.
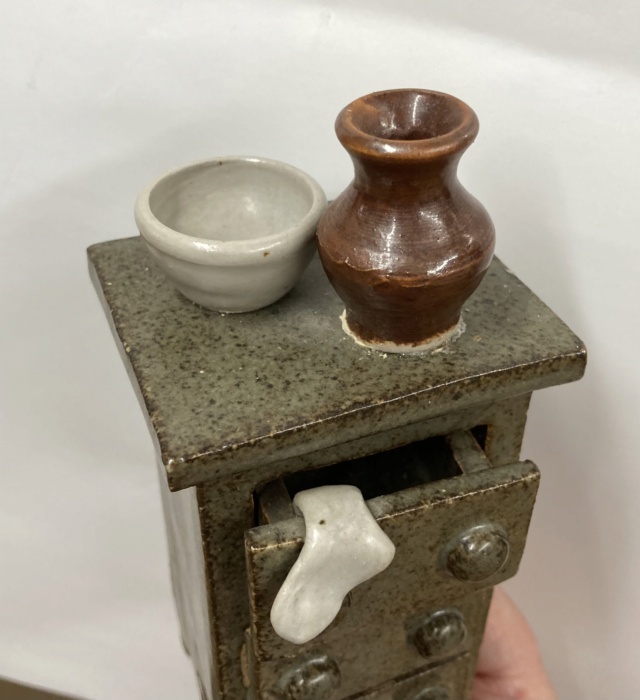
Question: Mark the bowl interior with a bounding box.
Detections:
[148,160,315,242]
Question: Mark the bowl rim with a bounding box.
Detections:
[134,156,327,265]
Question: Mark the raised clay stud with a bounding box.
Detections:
[270,485,396,645]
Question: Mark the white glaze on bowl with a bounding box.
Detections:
[134,157,327,312]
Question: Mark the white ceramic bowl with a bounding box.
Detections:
[134,157,327,312]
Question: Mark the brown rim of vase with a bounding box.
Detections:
[335,88,479,162]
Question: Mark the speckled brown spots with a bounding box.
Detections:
[88,237,585,491]
[245,459,539,698]
[88,237,584,699]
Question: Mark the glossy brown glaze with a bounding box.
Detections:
[317,88,495,351]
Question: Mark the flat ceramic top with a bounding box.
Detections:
[89,237,585,490]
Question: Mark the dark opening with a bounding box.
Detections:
[471,424,488,449]
[283,435,463,502]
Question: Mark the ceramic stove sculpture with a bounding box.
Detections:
[88,89,586,700]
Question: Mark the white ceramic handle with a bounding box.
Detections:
[270,484,396,645]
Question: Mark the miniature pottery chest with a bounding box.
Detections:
[89,238,585,700]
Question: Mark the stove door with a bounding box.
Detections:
[244,431,539,700]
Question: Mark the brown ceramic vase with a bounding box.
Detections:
[316,88,495,353]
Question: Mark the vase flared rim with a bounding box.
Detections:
[335,88,479,162]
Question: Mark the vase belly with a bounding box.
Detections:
[317,181,495,349]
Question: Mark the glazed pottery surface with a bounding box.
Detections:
[317,89,495,352]
[89,234,586,700]
[135,157,327,313]
[270,484,395,645]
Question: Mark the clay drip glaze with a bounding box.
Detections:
[317,89,495,352]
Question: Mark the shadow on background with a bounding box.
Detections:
[0,677,89,700]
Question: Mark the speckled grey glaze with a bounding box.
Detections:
[245,459,540,698]
[88,237,586,491]
[88,236,586,700]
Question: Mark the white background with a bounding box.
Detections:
[1,1,639,698]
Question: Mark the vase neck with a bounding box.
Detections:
[350,154,461,198]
